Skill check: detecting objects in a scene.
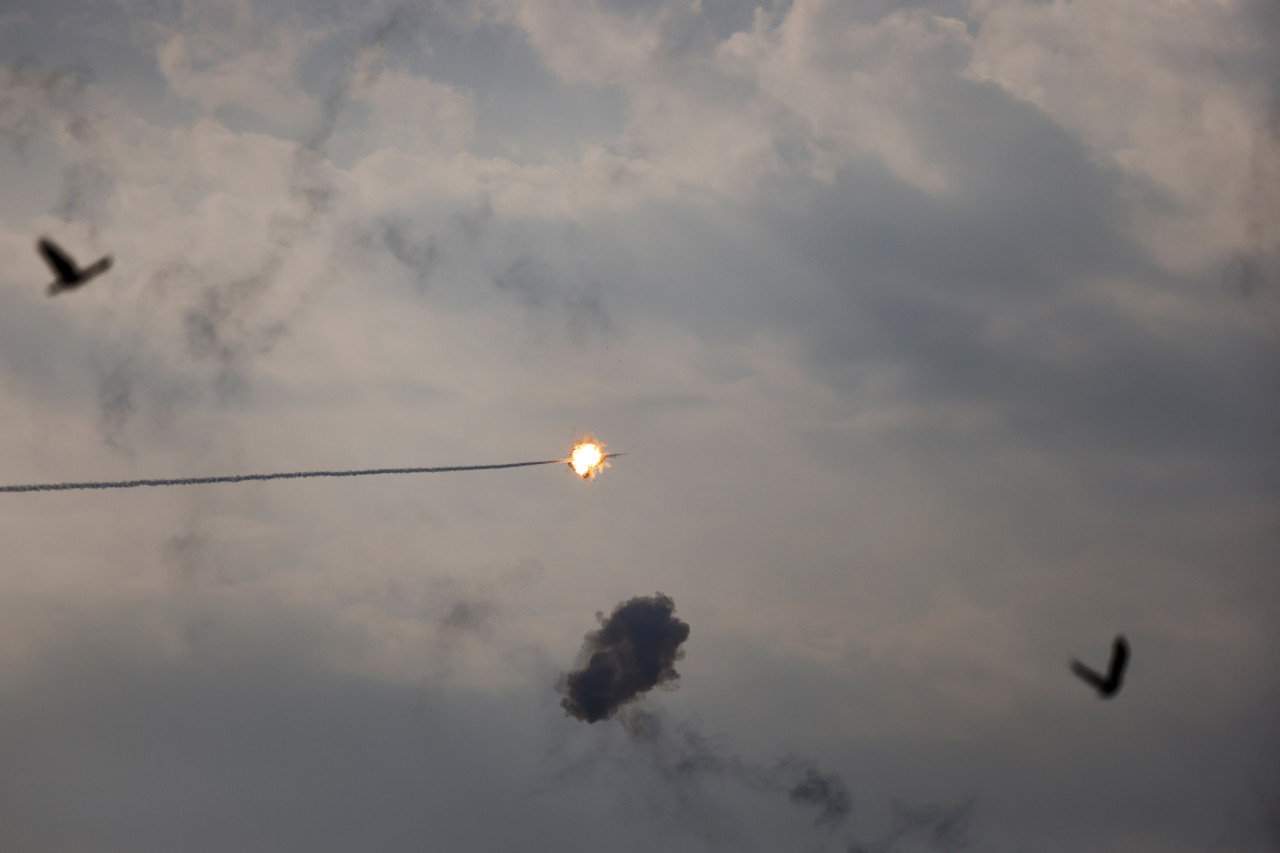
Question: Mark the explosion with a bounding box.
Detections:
[569,434,608,479]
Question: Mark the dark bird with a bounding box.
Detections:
[38,237,112,296]
[1071,634,1129,698]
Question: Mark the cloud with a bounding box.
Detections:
[965,0,1280,276]
[154,6,325,130]
[81,7,443,433]
[483,0,972,201]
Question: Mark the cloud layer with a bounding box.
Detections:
[0,1,1276,851]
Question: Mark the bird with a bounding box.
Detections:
[1070,634,1129,699]
[37,237,112,296]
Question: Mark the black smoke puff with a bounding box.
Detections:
[561,593,690,723]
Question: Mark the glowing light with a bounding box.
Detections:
[569,434,607,479]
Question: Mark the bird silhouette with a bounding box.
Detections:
[38,237,112,296]
[1070,634,1129,698]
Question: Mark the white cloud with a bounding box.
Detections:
[354,68,477,154]
[965,0,1279,274]
[482,0,972,202]
[1,3,1276,849]
[152,0,325,129]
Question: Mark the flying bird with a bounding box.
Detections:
[38,237,112,296]
[1071,634,1129,698]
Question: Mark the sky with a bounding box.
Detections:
[0,0,1277,850]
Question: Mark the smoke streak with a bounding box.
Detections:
[1,453,624,493]
[560,593,691,724]
[0,59,115,228]
[847,798,976,853]
[621,710,852,829]
[552,707,853,835]
[0,459,566,494]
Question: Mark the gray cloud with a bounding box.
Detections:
[745,71,1280,478]
[1,3,1276,853]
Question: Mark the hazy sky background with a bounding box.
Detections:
[1,0,1277,850]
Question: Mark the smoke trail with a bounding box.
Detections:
[0,59,116,229]
[621,710,852,828]
[0,459,567,494]
[552,706,853,834]
[1,452,624,493]
[560,593,691,724]
[847,798,976,853]
[99,8,424,439]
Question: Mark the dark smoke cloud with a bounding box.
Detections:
[555,595,851,836]
[560,593,691,723]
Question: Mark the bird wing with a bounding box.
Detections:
[38,238,80,281]
[81,256,113,279]
[1070,660,1107,691]
[1106,636,1129,685]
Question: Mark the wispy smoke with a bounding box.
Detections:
[622,710,852,828]
[172,5,402,392]
[440,600,496,634]
[791,766,856,827]
[847,798,976,853]
[560,593,691,723]
[107,8,424,435]
[366,216,442,293]
[349,197,493,295]
[0,59,116,228]
[553,706,853,835]
[494,254,613,340]
[94,356,136,452]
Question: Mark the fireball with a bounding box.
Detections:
[569,434,607,479]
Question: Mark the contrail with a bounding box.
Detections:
[0,454,623,494]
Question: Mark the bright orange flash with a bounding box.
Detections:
[568,434,607,479]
